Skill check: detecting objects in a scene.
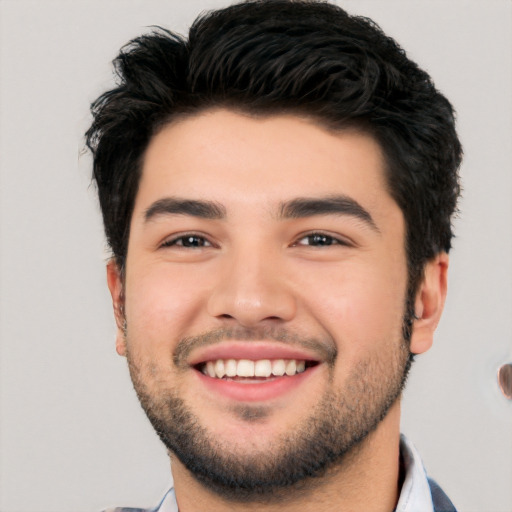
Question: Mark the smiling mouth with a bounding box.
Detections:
[196,359,318,380]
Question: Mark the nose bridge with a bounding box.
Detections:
[207,239,296,325]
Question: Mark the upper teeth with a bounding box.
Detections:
[202,359,306,378]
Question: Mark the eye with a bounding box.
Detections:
[294,232,348,247]
[161,234,212,248]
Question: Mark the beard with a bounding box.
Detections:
[125,318,413,503]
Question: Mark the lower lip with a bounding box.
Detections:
[194,365,320,402]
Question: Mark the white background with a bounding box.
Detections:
[0,1,511,511]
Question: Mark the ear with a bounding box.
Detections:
[409,252,449,355]
[106,260,127,357]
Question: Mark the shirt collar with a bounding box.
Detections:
[395,434,435,512]
[155,486,178,512]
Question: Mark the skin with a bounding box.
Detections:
[107,109,448,512]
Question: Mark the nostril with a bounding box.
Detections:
[206,278,297,325]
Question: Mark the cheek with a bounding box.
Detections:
[123,266,209,351]
[302,262,408,353]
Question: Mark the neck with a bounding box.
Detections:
[171,401,402,512]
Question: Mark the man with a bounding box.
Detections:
[86,1,461,510]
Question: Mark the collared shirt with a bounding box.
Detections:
[105,434,456,512]
[396,434,436,512]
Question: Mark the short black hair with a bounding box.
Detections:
[86,0,462,293]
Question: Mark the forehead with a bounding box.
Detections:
[137,109,395,215]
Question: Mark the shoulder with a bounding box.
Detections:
[428,478,458,512]
[103,508,155,512]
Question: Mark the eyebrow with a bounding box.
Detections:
[143,195,378,232]
[278,195,379,232]
[144,197,226,221]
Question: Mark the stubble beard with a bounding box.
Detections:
[125,323,412,503]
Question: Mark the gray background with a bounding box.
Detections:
[0,1,511,511]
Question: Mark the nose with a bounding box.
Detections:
[207,245,297,327]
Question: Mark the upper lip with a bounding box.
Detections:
[187,341,323,367]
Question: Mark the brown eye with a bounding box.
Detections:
[307,234,335,246]
[297,233,342,247]
[162,235,212,248]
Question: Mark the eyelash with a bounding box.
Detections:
[159,231,351,250]
[160,233,213,249]
[293,232,350,247]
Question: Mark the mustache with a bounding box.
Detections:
[173,326,337,368]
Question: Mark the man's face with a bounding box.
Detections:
[109,109,415,497]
